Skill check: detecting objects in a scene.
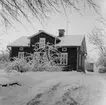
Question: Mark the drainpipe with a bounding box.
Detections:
[7,46,11,60]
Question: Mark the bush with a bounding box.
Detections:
[98,66,106,73]
[6,57,63,73]
[97,54,106,67]
[6,43,63,72]
[38,62,63,72]
[0,61,9,69]
[6,58,32,72]
[0,52,10,69]
[95,54,106,73]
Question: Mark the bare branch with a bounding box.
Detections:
[88,27,106,54]
[0,0,102,27]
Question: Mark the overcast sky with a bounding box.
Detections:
[1,0,106,61]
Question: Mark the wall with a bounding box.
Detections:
[58,46,77,70]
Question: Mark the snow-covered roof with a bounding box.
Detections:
[7,33,85,47]
[7,36,30,47]
[28,30,59,39]
[56,35,85,46]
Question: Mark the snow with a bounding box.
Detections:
[7,36,30,47]
[0,70,7,76]
[0,71,106,105]
[56,35,84,46]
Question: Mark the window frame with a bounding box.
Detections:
[39,38,46,48]
[62,47,67,52]
[60,53,68,65]
[18,52,24,58]
[19,47,24,51]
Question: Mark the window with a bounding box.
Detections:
[18,52,24,58]
[39,38,45,48]
[62,47,67,52]
[60,53,68,65]
[19,47,24,51]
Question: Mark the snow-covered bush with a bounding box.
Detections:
[38,62,63,72]
[97,55,106,67]
[6,56,62,73]
[6,58,32,72]
[0,52,10,69]
[0,60,9,69]
[6,43,63,72]
[98,66,106,73]
[96,54,106,73]
[28,42,63,72]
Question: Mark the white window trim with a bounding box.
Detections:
[18,52,24,58]
[60,53,68,65]
[62,47,67,52]
[39,38,46,48]
[19,47,24,51]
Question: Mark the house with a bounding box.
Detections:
[7,29,87,72]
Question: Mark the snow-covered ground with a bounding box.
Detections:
[0,70,106,105]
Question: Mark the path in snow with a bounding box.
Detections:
[0,71,106,105]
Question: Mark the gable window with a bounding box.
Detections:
[18,52,24,58]
[39,38,45,48]
[19,47,24,51]
[60,53,68,65]
[62,47,67,52]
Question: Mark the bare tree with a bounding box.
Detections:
[88,27,106,54]
[0,0,101,27]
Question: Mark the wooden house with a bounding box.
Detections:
[7,29,87,72]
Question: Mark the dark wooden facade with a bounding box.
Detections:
[58,47,77,70]
[8,31,87,72]
[30,32,60,45]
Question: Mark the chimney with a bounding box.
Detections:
[39,30,43,32]
[58,29,65,37]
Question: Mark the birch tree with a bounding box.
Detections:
[88,27,106,55]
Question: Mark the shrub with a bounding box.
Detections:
[6,58,32,72]
[6,43,63,72]
[97,54,106,67]
[98,66,106,73]
[0,61,9,69]
[0,52,10,69]
[6,57,63,73]
[38,62,63,72]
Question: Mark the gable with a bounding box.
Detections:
[28,30,59,39]
[29,31,60,45]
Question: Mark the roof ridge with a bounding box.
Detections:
[28,30,58,39]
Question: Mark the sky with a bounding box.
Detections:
[0,0,106,61]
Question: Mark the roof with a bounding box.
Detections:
[7,36,30,47]
[7,33,85,47]
[28,30,59,39]
[56,35,85,46]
